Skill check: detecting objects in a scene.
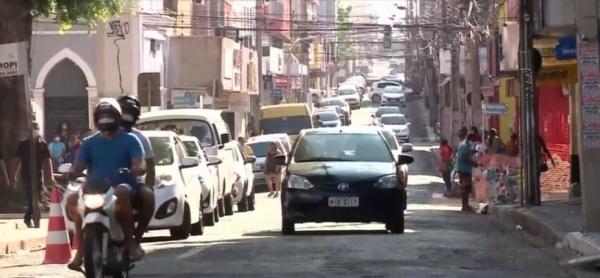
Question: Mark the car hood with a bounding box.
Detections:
[383,124,408,130]
[288,161,396,183]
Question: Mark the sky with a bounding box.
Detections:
[339,0,409,25]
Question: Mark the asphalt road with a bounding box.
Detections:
[0,99,575,277]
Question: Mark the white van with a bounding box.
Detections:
[138,109,232,218]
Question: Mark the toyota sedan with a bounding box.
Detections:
[274,127,414,235]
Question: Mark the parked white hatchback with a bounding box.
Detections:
[223,141,256,212]
[142,130,204,239]
[179,135,223,226]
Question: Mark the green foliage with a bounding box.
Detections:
[335,5,355,70]
[34,0,125,30]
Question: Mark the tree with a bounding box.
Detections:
[335,5,354,71]
[0,0,123,155]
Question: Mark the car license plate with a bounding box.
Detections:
[328,197,359,207]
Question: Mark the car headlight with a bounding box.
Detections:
[155,174,175,188]
[83,194,106,209]
[287,175,314,189]
[374,175,398,189]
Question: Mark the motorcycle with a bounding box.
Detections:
[58,164,135,278]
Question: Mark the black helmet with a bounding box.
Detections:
[93,98,122,132]
[117,95,141,130]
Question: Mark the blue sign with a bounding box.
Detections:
[556,36,577,60]
[271,90,282,97]
[484,103,508,116]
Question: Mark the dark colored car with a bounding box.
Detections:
[274,127,414,235]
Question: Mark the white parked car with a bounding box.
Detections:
[337,84,361,110]
[142,130,204,239]
[259,133,291,153]
[314,110,342,127]
[370,80,402,104]
[379,113,411,143]
[319,97,351,125]
[224,141,256,212]
[247,136,287,189]
[381,86,407,107]
[179,135,223,226]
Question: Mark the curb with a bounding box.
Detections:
[0,236,46,256]
[489,205,600,257]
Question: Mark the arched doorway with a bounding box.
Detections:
[43,59,89,141]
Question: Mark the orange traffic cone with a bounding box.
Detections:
[42,187,72,264]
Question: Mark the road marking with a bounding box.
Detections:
[178,246,206,259]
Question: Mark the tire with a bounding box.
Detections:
[238,182,249,212]
[281,218,295,235]
[83,224,106,278]
[203,211,215,226]
[371,94,381,103]
[217,198,225,217]
[248,189,256,211]
[224,194,234,216]
[386,211,405,234]
[170,204,191,240]
[191,195,204,235]
[214,207,220,223]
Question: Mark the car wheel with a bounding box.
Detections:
[217,198,225,217]
[203,210,215,226]
[224,194,234,216]
[214,207,220,223]
[371,94,381,103]
[191,195,204,236]
[386,211,405,234]
[282,218,295,235]
[170,204,191,240]
[248,188,256,211]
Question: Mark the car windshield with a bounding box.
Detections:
[381,116,407,125]
[316,112,338,121]
[149,137,174,165]
[320,99,344,106]
[293,134,393,163]
[338,88,356,96]
[261,116,312,135]
[249,141,283,157]
[384,86,404,94]
[138,119,215,148]
[376,107,401,117]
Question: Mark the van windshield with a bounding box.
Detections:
[261,116,312,135]
[137,119,215,148]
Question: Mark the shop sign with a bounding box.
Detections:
[232,49,242,92]
[484,103,508,115]
[171,88,205,109]
[578,40,600,148]
[0,42,27,78]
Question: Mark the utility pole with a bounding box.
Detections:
[518,0,541,205]
[575,0,600,232]
[467,34,482,128]
[256,0,264,108]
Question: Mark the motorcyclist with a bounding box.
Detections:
[117,95,155,260]
[66,98,146,270]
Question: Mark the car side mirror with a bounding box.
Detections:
[245,156,257,164]
[180,157,200,169]
[401,143,414,153]
[207,156,222,166]
[57,163,72,174]
[397,154,414,165]
[273,154,287,166]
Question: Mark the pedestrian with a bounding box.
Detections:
[438,139,453,196]
[455,128,479,212]
[9,130,56,227]
[467,126,482,145]
[538,135,556,173]
[505,133,519,157]
[48,134,66,170]
[264,143,282,198]
[486,128,505,154]
[65,134,82,163]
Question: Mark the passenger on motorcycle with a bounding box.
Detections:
[117,95,155,259]
[66,98,146,270]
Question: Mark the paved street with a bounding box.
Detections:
[0,100,575,277]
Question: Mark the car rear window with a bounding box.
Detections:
[376,107,401,117]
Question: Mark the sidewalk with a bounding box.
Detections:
[0,216,49,256]
[490,201,600,258]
